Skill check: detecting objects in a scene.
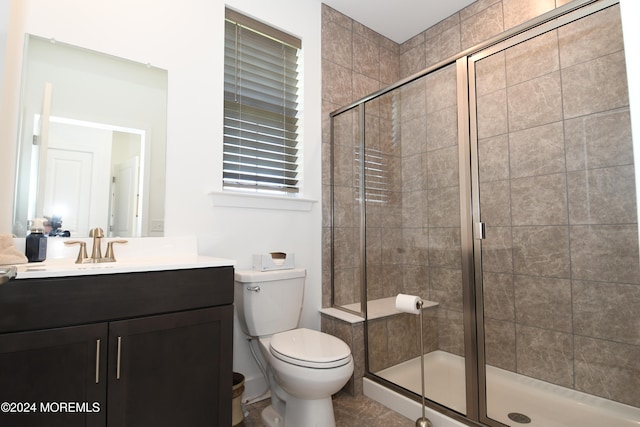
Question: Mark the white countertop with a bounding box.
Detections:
[14,255,235,279]
[10,236,235,280]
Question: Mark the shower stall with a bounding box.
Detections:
[329,1,640,426]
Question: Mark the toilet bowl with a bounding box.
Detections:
[259,328,354,426]
[234,268,354,426]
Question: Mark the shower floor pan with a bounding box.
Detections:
[374,350,639,427]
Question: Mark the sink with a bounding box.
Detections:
[10,237,235,280]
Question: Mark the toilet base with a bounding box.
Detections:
[261,396,336,427]
[261,405,284,427]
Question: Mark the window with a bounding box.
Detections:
[223,9,301,195]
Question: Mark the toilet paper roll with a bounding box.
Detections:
[395,293,422,314]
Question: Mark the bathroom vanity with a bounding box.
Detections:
[0,257,234,427]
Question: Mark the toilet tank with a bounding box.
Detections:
[234,268,306,337]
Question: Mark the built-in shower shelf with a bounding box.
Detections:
[321,296,438,323]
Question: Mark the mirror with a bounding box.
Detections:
[12,35,167,238]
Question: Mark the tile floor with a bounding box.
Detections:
[238,391,415,427]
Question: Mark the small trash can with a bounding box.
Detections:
[232,372,245,426]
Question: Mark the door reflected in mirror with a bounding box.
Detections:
[36,116,145,238]
[13,35,167,238]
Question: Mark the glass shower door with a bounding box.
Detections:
[472,3,640,426]
[331,106,364,314]
[365,63,468,415]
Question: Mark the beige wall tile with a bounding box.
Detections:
[352,71,380,102]
[322,4,353,30]
[575,336,640,407]
[510,173,568,226]
[425,24,461,68]
[402,264,429,297]
[570,224,640,284]
[512,225,570,278]
[426,105,458,151]
[322,60,353,105]
[427,146,459,189]
[481,226,513,274]
[483,272,515,322]
[477,89,508,139]
[505,30,559,86]
[401,153,424,192]
[436,309,465,356]
[561,51,629,119]
[402,190,424,228]
[573,280,640,345]
[475,51,506,97]
[514,275,572,332]
[516,324,574,387]
[399,80,427,122]
[479,179,511,226]
[354,33,380,80]
[322,20,353,68]
[403,227,430,265]
[388,314,420,365]
[380,47,400,84]
[558,4,623,68]
[367,319,390,372]
[460,0,502,22]
[507,71,563,132]
[484,318,516,371]
[567,166,637,225]
[461,2,504,50]
[478,134,510,182]
[427,186,461,228]
[425,63,458,112]
[564,108,633,171]
[428,227,461,269]
[400,44,426,77]
[503,0,555,30]
[509,121,565,178]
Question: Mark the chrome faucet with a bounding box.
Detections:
[64,227,128,264]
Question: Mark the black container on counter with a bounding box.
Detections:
[25,218,47,262]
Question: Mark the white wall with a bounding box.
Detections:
[0,0,9,101]
[619,0,640,263]
[0,0,322,401]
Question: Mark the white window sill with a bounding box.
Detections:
[208,191,317,212]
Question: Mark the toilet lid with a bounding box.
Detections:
[270,328,352,369]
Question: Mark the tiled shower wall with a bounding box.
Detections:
[321,0,638,405]
[475,4,639,407]
[321,4,400,309]
[321,4,400,395]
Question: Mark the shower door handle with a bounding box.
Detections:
[474,222,486,240]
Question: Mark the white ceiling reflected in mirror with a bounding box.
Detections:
[13,35,167,238]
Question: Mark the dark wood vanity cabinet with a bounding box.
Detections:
[107,306,232,427]
[0,323,108,427]
[0,266,234,427]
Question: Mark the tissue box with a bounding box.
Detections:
[252,252,295,271]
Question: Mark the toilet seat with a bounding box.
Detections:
[269,328,352,369]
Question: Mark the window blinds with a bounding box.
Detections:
[223,10,301,194]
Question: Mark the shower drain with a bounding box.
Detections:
[507,412,531,424]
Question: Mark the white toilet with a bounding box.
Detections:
[235,268,354,427]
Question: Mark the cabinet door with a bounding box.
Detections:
[0,323,108,427]
[107,306,233,427]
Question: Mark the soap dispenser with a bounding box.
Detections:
[25,218,47,262]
